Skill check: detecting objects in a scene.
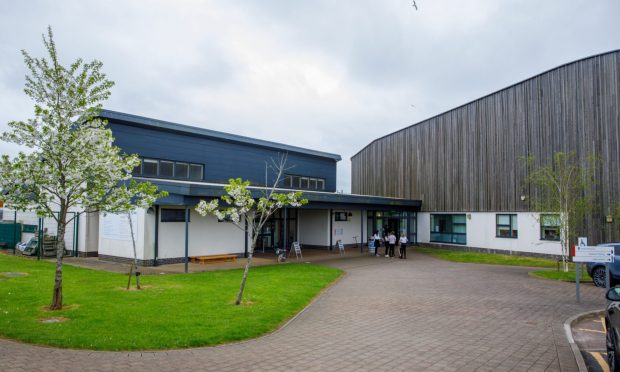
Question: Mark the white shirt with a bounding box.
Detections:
[399,236,408,244]
[388,234,397,244]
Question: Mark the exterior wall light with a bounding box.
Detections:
[520,195,527,201]
[607,215,614,223]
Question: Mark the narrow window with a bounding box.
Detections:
[309,178,317,190]
[317,179,325,190]
[132,161,142,176]
[142,159,158,177]
[283,175,293,188]
[291,176,301,188]
[159,160,174,178]
[175,162,189,178]
[496,214,518,238]
[300,177,309,189]
[540,214,560,241]
[189,164,203,180]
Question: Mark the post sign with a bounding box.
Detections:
[573,245,614,263]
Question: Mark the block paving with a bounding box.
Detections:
[0,251,606,371]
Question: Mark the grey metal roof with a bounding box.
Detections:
[100,110,342,162]
[137,178,421,211]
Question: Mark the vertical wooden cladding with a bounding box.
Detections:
[352,51,620,223]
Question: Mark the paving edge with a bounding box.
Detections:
[564,309,604,372]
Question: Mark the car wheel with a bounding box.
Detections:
[608,325,620,372]
[592,266,608,287]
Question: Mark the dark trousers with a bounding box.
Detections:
[384,241,389,256]
[400,244,407,259]
[388,244,395,257]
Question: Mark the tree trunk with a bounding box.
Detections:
[50,209,67,310]
[235,242,256,305]
[127,211,140,290]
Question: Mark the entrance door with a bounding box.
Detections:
[387,218,400,236]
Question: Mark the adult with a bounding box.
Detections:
[387,231,397,257]
[399,233,408,259]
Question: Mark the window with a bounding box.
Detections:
[540,214,560,241]
[309,178,317,190]
[430,214,466,244]
[142,159,158,177]
[161,209,189,222]
[284,174,326,190]
[300,177,309,189]
[496,214,518,238]
[189,164,203,180]
[283,175,293,187]
[132,162,142,176]
[159,160,174,178]
[334,212,348,221]
[174,162,189,178]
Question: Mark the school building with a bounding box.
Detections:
[351,50,620,256]
[2,110,419,265]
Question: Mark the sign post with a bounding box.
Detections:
[573,237,614,302]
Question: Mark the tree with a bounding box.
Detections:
[525,152,597,271]
[195,155,308,305]
[0,27,164,309]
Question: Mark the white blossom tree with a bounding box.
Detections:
[196,155,308,305]
[0,27,165,310]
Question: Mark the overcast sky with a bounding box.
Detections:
[1,0,619,192]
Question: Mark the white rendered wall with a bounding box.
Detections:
[332,210,365,245]
[98,209,146,259]
[156,209,246,259]
[417,212,562,255]
[298,209,329,246]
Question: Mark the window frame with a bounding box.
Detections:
[430,214,467,245]
[142,158,159,177]
[189,163,203,180]
[540,214,561,241]
[496,214,518,239]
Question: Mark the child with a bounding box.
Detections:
[399,233,408,259]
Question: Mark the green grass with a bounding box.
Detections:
[416,246,562,268]
[0,254,342,350]
[416,246,591,282]
[529,269,592,282]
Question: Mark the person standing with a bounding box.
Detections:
[372,231,381,256]
[387,231,397,257]
[399,233,408,259]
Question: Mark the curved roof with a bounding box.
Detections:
[100,110,342,162]
[351,49,620,160]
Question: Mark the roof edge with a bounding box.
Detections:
[100,110,342,162]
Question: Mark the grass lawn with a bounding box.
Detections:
[529,269,592,282]
[415,246,564,268]
[416,246,592,282]
[0,254,342,350]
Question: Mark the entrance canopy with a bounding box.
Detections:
[136,177,422,212]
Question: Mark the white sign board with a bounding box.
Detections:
[101,211,139,241]
[577,237,588,247]
[573,246,614,263]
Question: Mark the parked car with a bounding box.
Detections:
[605,287,620,371]
[587,243,620,287]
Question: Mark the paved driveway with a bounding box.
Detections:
[0,252,606,371]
